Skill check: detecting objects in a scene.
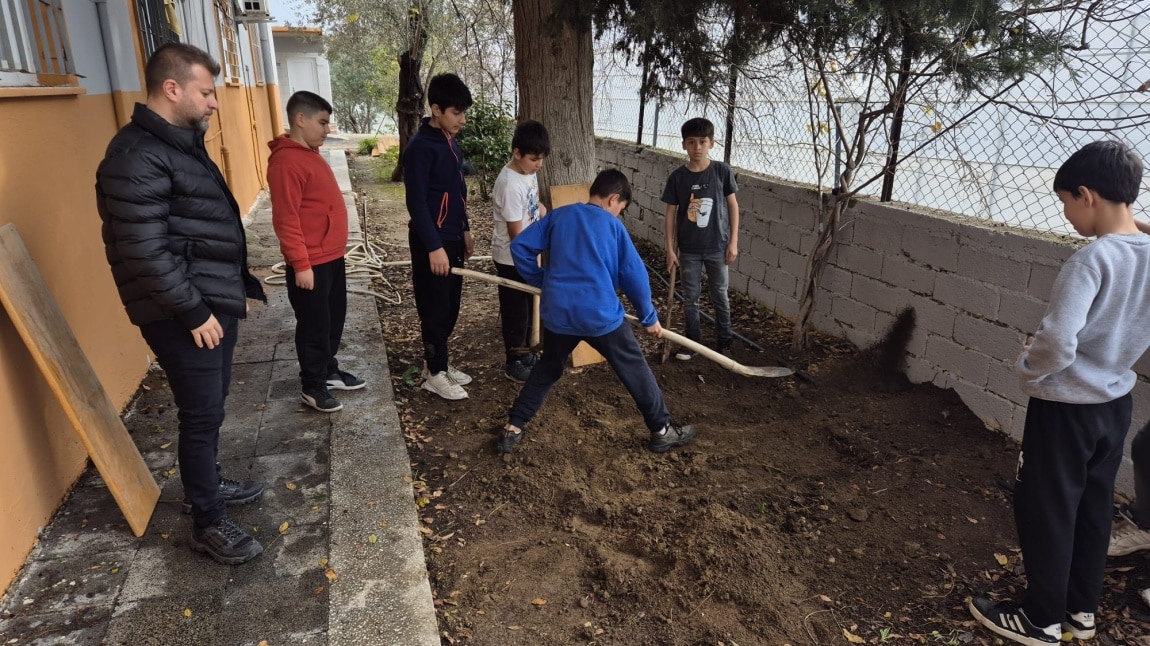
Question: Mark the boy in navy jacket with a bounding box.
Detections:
[497,169,697,454]
[403,73,474,400]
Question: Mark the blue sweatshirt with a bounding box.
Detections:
[511,202,657,337]
[403,117,469,250]
[1017,233,1150,403]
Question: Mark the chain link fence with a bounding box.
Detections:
[593,10,1150,237]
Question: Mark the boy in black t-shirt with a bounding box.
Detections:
[661,117,740,358]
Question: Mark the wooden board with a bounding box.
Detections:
[549,184,605,366]
[0,224,158,536]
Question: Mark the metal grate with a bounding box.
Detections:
[0,0,73,77]
[134,0,181,60]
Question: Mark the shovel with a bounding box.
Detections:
[660,263,678,363]
[626,315,793,378]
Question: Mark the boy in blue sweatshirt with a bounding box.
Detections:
[497,169,697,454]
[969,140,1150,646]
[403,73,474,400]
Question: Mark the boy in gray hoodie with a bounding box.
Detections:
[969,140,1150,645]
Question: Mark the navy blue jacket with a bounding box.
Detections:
[403,117,469,250]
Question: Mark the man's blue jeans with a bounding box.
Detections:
[679,249,731,344]
[140,314,237,527]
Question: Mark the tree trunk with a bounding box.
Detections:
[792,193,848,350]
[880,30,913,201]
[390,18,428,183]
[512,0,595,205]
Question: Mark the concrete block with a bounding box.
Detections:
[775,292,800,318]
[744,215,771,243]
[747,279,778,311]
[925,336,990,386]
[850,275,912,315]
[837,245,884,280]
[775,223,805,253]
[1007,403,1027,443]
[906,295,956,338]
[996,290,1048,333]
[953,315,1026,361]
[729,271,750,296]
[905,355,939,385]
[1027,263,1062,301]
[952,379,1016,432]
[881,255,936,295]
[903,232,959,272]
[852,218,904,255]
[763,265,799,297]
[749,236,781,266]
[821,265,853,296]
[841,324,876,349]
[778,249,808,281]
[998,230,1078,264]
[957,247,1031,292]
[933,273,1000,318]
[1133,348,1150,379]
[987,360,1028,406]
[831,296,877,333]
[737,255,767,283]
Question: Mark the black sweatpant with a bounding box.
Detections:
[285,257,347,391]
[410,232,464,374]
[495,261,534,361]
[1015,394,1131,626]
[1129,420,1150,527]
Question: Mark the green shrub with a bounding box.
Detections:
[456,100,514,200]
[375,145,400,181]
[357,137,379,155]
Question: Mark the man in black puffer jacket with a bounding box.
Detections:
[96,43,267,565]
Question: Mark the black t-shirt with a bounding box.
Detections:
[661,161,738,253]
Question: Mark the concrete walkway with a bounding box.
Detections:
[0,139,439,645]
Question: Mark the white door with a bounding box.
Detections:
[287,58,320,96]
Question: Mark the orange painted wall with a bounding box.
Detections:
[0,89,151,592]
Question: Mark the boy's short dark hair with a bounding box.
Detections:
[1053,140,1143,205]
[145,43,220,96]
[590,169,632,204]
[681,117,715,140]
[427,73,473,112]
[512,120,551,156]
[286,91,333,120]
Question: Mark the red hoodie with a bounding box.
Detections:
[267,134,349,271]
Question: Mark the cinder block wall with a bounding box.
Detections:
[599,137,1150,492]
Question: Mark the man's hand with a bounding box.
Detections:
[295,268,315,290]
[645,321,664,339]
[429,248,450,276]
[726,240,739,265]
[464,231,475,260]
[191,314,224,349]
[665,249,679,272]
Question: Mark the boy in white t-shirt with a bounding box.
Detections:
[492,120,550,382]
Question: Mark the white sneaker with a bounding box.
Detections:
[1108,512,1150,556]
[1061,611,1095,640]
[422,370,468,400]
[422,364,471,386]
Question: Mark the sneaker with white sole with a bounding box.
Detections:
[968,597,1060,645]
[326,370,366,391]
[1062,611,1095,640]
[1109,508,1150,556]
[422,370,468,400]
[301,387,343,413]
[422,364,471,386]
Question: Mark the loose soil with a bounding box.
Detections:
[350,153,1150,645]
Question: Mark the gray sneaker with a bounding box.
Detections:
[190,517,264,565]
[649,422,697,453]
[505,357,533,383]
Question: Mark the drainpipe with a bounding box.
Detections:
[259,22,284,134]
[93,0,128,126]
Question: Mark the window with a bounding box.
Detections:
[214,0,240,83]
[247,26,263,85]
[134,0,182,60]
[0,0,76,86]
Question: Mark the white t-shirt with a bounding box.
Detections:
[491,164,542,265]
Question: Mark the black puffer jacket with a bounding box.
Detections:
[96,103,265,328]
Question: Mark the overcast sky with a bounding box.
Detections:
[262,0,309,26]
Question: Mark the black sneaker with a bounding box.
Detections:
[649,423,697,453]
[968,597,1061,645]
[505,358,533,383]
[498,427,525,453]
[181,477,266,514]
[326,370,366,391]
[717,339,732,355]
[190,517,264,565]
[301,387,343,412]
[522,353,539,367]
[674,347,696,361]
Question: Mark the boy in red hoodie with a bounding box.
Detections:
[268,91,365,413]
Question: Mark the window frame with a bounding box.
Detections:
[0,0,77,89]
[214,0,241,85]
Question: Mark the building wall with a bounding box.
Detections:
[599,138,1149,495]
[0,0,280,593]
